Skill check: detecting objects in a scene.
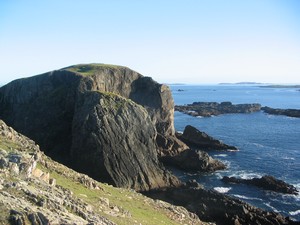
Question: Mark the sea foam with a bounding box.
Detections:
[214,187,231,193]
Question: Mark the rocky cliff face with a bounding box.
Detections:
[0,120,204,225]
[0,64,178,191]
[71,91,178,190]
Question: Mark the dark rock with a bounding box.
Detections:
[28,212,50,225]
[9,210,26,225]
[71,91,180,191]
[0,64,178,191]
[262,106,300,118]
[161,148,226,172]
[222,175,299,195]
[177,125,237,151]
[157,133,226,172]
[175,101,261,117]
[145,186,298,225]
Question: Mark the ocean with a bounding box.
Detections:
[170,84,300,221]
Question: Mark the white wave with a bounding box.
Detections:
[282,156,295,160]
[290,210,300,216]
[252,143,265,148]
[214,187,231,193]
[214,154,228,157]
[227,149,240,152]
[264,202,280,213]
[240,172,262,180]
[196,116,203,118]
[233,194,263,201]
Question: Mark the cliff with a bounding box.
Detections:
[0,64,179,191]
[0,120,206,225]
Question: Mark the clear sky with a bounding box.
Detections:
[0,0,300,85]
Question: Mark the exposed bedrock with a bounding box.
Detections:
[262,106,300,118]
[71,91,179,191]
[145,184,299,225]
[222,175,299,195]
[156,133,226,172]
[0,64,179,191]
[177,125,237,151]
[175,101,261,117]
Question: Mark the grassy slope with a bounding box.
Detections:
[63,63,126,76]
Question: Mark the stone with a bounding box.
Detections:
[175,101,261,117]
[178,125,237,150]
[0,64,178,191]
[262,106,300,118]
[71,91,180,191]
[222,175,299,195]
[161,149,226,172]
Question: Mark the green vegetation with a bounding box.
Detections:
[36,159,187,225]
[0,137,22,153]
[63,63,126,76]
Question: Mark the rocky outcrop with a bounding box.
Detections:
[1,120,204,225]
[262,106,300,118]
[161,149,226,172]
[157,133,226,172]
[177,125,237,151]
[222,175,299,195]
[145,183,298,225]
[71,91,179,191]
[0,64,178,191]
[175,101,261,117]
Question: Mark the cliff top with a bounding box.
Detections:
[62,63,129,76]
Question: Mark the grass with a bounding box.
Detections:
[37,160,184,225]
[0,137,21,153]
[63,63,125,77]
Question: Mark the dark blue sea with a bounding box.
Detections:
[170,84,300,221]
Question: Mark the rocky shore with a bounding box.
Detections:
[0,64,299,225]
[175,101,261,117]
[145,181,299,225]
[176,125,238,151]
[262,106,300,118]
[222,175,299,195]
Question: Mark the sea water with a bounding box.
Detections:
[171,85,300,221]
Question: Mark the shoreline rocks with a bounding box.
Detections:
[222,175,299,195]
[175,101,261,117]
[262,106,300,118]
[144,182,298,225]
[177,125,237,151]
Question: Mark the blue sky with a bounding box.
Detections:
[0,0,299,84]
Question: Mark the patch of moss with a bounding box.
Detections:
[0,137,21,153]
[63,63,125,77]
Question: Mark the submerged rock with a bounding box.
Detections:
[222,175,299,195]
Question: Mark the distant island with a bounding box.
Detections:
[259,84,300,88]
[219,82,265,85]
